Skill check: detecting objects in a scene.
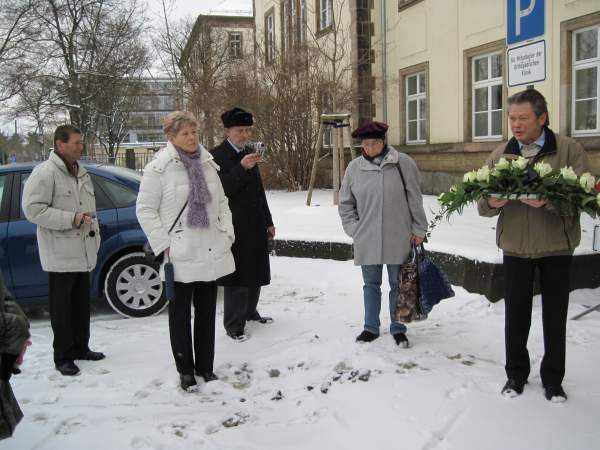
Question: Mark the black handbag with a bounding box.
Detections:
[414,244,455,314]
[143,200,188,265]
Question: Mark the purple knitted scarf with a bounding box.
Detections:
[175,146,212,228]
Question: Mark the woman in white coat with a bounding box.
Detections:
[136,111,235,391]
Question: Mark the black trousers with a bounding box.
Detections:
[223,286,261,335]
[168,281,217,375]
[48,272,91,364]
[503,254,572,386]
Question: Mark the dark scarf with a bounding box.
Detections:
[175,146,212,228]
[362,145,389,164]
[55,151,79,178]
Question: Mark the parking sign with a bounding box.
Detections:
[507,0,545,45]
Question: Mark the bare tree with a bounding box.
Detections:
[154,8,253,148]
[0,0,38,101]
[9,72,63,157]
[28,0,150,149]
[92,78,144,160]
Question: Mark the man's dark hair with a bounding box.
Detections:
[507,88,549,126]
[54,124,81,148]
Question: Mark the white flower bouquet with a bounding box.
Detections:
[430,157,600,231]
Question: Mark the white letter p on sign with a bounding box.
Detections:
[516,0,536,36]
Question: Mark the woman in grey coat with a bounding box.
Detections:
[338,121,427,347]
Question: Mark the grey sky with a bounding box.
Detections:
[148,0,253,23]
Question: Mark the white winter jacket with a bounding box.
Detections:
[22,151,101,272]
[136,143,235,283]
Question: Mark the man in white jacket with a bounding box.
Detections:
[22,125,104,376]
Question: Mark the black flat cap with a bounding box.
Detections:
[221,107,254,128]
[351,121,389,139]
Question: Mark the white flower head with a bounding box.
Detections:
[463,170,477,183]
[476,165,491,183]
[511,156,528,171]
[450,185,458,193]
[495,158,510,171]
[579,172,596,193]
[533,162,553,178]
[597,192,600,207]
[560,166,578,182]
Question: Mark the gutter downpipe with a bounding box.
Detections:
[380,0,387,122]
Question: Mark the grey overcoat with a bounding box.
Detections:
[338,147,428,266]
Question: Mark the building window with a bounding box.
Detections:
[572,25,600,135]
[299,0,307,43]
[228,32,243,59]
[282,1,290,52]
[472,52,503,140]
[265,10,276,62]
[406,72,426,143]
[317,0,332,32]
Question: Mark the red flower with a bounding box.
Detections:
[596,179,600,192]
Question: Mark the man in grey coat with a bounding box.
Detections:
[339,121,427,347]
[22,125,104,377]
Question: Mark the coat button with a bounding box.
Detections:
[208,248,212,251]
[89,231,96,237]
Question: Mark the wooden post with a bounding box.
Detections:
[332,126,340,205]
[338,126,345,188]
[306,122,326,206]
[346,126,357,159]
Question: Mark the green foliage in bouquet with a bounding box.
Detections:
[427,156,600,236]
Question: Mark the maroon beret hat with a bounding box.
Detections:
[221,107,254,128]
[351,121,389,139]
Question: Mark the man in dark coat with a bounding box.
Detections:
[0,271,31,440]
[210,108,275,341]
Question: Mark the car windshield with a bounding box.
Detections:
[96,165,142,182]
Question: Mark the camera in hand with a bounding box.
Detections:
[251,141,267,157]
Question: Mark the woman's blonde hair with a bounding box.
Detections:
[163,111,198,137]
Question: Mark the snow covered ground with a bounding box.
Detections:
[8,256,600,450]
[269,190,599,263]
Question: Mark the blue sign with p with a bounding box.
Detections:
[507,0,545,45]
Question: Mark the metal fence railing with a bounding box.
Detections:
[80,151,156,172]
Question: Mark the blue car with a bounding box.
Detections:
[0,162,166,318]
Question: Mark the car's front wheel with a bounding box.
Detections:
[104,252,167,318]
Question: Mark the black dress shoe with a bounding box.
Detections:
[501,378,527,397]
[544,384,567,403]
[197,372,218,382]
[55,361,80,376]
[74,350,106,361]
[227,332,249,342]
[393,332,410,348]
[179,374,197,391]
[248,316,274,324]
[355,330,379,342]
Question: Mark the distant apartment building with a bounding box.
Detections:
[123,78,179,148]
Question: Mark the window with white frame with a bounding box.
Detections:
[406,72,426,143]
[299,0,307,43]
[572,25,600,135]
[228,32,243,59]
[318,0,332,31]
[472,52,503,140]
[266,12,275,62]
[282,1,289,52]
